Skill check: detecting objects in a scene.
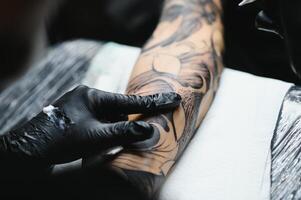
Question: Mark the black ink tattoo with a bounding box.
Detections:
[112,34,221,174]
[107,0,223,198]
[144,0,221,52]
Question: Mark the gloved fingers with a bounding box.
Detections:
[93,121,154,148]
[90,90,181,114]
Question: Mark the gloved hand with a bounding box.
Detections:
[0,85,181,169]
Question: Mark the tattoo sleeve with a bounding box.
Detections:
[105,0,224,199]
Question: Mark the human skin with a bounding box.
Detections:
[107,0,225,198]
[2,0,223,198]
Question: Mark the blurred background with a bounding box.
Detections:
[1,0,300,88]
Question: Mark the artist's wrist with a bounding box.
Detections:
[0,134,10,160]
[0,131,38,166]
[0,131,53,180]
[0,110,64,167]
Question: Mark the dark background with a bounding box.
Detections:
[46,0,300,84]
[1,0,299,89]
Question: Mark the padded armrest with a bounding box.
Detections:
[158,69,292,200]
[83,43,293,200]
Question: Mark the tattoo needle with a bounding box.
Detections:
[83,146,124,169]
[238,0,257,6]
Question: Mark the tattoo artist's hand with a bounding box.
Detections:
[0,85,181,167]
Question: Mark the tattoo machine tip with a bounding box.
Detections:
[238,0,257,6]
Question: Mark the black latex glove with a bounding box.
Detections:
[0,85,181,169]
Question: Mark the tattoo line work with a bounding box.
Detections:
[108,0,223,197]
[144,0,221,52]
[112,35,221,175]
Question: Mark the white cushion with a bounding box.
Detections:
[84,43,293,200]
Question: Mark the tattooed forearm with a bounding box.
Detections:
[163,0,221,24]
[144,0,221,52]
[109,0,224,198]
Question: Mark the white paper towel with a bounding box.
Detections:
[84,43,293,200]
